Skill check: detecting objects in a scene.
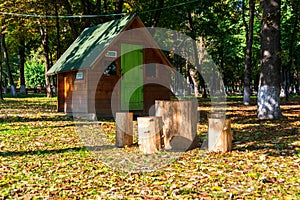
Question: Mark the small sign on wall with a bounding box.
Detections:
[75,71,84,80]
[105,51,117,58]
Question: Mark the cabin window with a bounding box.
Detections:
[104,61,117,76]
[75,71,84,80]
[146,63,157,78]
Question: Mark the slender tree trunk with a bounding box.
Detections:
[189,69,199,96]
[197,37,208,98]
[1,33,16,97]
[96,0,101,14]
[190,39,201,97]
[152,0,164,27]
[39,26,53,98]
[295,45,299,94]
[199,74,207,98]
[0,46,2,100]
[115,0,124,14]
[243,0,254,105]
[103,0,108,13]
[257,0,282,119]
[285,4,299,100]
[19,39,26,94]
[55,4,61,59]
[185,59,192,96]
[188,12,207,98]
[217,46,225,94]
[61,0,79,40]
[81,0,91,27]
[283,66,291,99]
[2,73,7,94]
[148,0,164,35]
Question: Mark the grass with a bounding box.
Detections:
[0,95,299,199]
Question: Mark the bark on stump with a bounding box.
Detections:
[155,99,198,151]
[208,114,232,153]
[137,116,163,154]
[116,112,133,147]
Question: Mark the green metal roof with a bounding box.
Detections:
[47,14,134,75]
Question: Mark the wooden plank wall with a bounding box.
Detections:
[86,18,173,117]
[57,71,89,114]
[57,73,65,112]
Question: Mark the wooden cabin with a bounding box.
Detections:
[47,14,174,118]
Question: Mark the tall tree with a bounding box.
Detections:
[55,2,61,59]
[39,25,52,98]
[151,0,164,28]
[96,0,102,14]
[19,39,26,94]
[115,0,124,14]
[0,46,2,100]
[243,0,255,105]
[257,0,282,119]
[295,45,300,94]
[81,0,92,27]
[61,0,79,40]
[1,29,17,97]
[285,0,299,100]
[187,11,207,97]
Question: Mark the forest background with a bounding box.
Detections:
[0,0,299,107]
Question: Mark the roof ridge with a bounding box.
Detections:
[47,14,135,75]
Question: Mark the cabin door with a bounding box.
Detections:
[121,44,143,110]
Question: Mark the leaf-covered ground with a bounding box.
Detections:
[0,94,299,199]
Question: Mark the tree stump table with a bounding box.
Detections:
[155,99,198,151]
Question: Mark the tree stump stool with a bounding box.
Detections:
[208,113,232,153]
[115,112,133,147]
[137,116,163,154]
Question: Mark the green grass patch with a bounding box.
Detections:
[0,95,299,199]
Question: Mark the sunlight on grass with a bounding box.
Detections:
[0,95,299,198]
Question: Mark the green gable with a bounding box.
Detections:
[47,14,134,75]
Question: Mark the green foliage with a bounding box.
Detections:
[24,58,45,88]
[0,0,299,94]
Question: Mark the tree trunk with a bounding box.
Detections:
[155,100,198,151]
[185,59,192,96]
[19,39,26,94]
[151,0,164,28]
[295,68,299,94]
[187,11,207,98]
[189,68,199,97]
[55,3,61,59]
[243,0,254,105]
[197,37,208,98]
[39,25,53,98]
[285,3,299,100]
[257,0,282,119]
[103,0,108,13]
[0,47,3,100]
[115,0,124,14]
[61,0,79,40]
[81,0,91,27]
[96,0,101,14]
[2,73,7,94]
[137,116,163,154]
[1,33,16,97]
[208,115,232,153]
[116,112,133,147]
